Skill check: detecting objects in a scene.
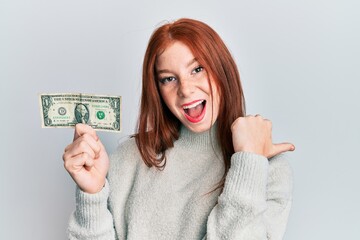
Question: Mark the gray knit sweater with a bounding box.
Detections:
[68,125,293,239]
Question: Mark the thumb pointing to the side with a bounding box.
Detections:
[270,142,295,158]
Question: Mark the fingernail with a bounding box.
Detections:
[291,145,295,151]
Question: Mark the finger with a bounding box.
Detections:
[245,114,258,118]
[265,119,272,135]
[270,142,295,157]
[73,124,98,141]
[64,152,94,173]
[231,116,244,130]
[65,133,100,154]
[66,132,102,158]
[63,139,97,160]
[78,133,101,158]
[64,142,74,153]
[64,138,95,158]
[96,137,106,153]
[255,114,265,121]
[83,154,95,169]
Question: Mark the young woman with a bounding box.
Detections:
[63,18,295,240]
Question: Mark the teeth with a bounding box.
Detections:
[183,100,204,109]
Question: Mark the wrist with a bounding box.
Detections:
[234,145,264,157]
[79,179,106,194]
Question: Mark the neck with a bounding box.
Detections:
[177,123,220,152]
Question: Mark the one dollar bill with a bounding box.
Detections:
[39,93,121,132]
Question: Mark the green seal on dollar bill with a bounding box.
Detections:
[97,111,105,120]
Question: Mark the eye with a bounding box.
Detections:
[159,76,177,84]
[191,66,204,74]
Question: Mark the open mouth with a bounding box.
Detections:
[183,100,206,123]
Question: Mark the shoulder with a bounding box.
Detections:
[108,137,142,173]
[112,137,140,157]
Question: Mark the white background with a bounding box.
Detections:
[1,0,359,239]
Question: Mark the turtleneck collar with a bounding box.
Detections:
[176,123,221,152]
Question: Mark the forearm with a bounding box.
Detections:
[68,180,116,240]
[205,152,268,239]
[204,152,292,240]
[264,153,293,239]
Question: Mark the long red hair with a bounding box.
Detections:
[135,18,246,191]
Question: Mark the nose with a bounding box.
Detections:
[177,78,194,98]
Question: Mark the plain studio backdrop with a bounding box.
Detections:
[1,0,359,239]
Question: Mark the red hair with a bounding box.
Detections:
[135,18,246,191]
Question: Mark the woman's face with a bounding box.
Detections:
[156,41,220,133]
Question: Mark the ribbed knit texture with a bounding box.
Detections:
[67,125,293,240]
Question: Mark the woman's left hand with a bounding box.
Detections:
[231,114,295,158]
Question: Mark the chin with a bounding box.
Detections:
[183,121,214,133]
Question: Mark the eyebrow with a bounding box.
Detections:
[157,58,198,74]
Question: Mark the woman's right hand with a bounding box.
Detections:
[62,124,110,194]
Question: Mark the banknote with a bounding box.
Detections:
[39,93,121,132]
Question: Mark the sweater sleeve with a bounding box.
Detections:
[204,152,293,240]
[67,179,116,240]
